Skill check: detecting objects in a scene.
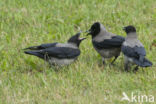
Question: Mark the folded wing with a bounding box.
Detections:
[93,36,125,49]
[24,42,58,50]
[121,45,152,67]
[24,47,80,59]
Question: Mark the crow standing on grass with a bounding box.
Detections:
[122,25,152,71]
[24,32,86,66]
[86,22,125,64]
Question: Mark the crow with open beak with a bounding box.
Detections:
[24,32,86,66]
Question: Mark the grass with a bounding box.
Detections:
[0,0,156,103]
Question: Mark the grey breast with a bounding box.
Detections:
[94,47,121,58]
[48,58,75,66]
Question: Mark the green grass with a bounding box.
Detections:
[0,0,156,103]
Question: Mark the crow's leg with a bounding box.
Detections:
[124,63,129,71]
[111,55,119,64]
[133,66,139,72]
[102,57,106,65]
[124,58,130,72]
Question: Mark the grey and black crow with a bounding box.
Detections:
[24,32,86,66]
[122,25,152,71]
[86,22,125,64]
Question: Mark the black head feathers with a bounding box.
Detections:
[123,25,136,34]
[87,22,101,37]
[68,32,86,47]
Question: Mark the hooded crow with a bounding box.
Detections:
[122,25,152,71]
[86,22,125,64]
[24,32,86,66]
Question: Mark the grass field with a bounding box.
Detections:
[0,0,156,103]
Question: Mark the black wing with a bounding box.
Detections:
[93,36,125,49]
[25,47,80,59]
[24,42,57,50]
[121,45,146,59]
[121,45,153,67]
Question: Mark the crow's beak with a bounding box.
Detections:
[79,37,86,41]
[85,29,91,36]
[77,32,86,41]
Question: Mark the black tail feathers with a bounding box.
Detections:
[134,58,152,67]
[24,51,44,59]
[23,46,39,50]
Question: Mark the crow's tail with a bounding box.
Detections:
[24,51,44,59]
[23,46,40,50]
[134,58,152,67]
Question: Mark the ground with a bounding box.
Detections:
[0,0,156,104]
